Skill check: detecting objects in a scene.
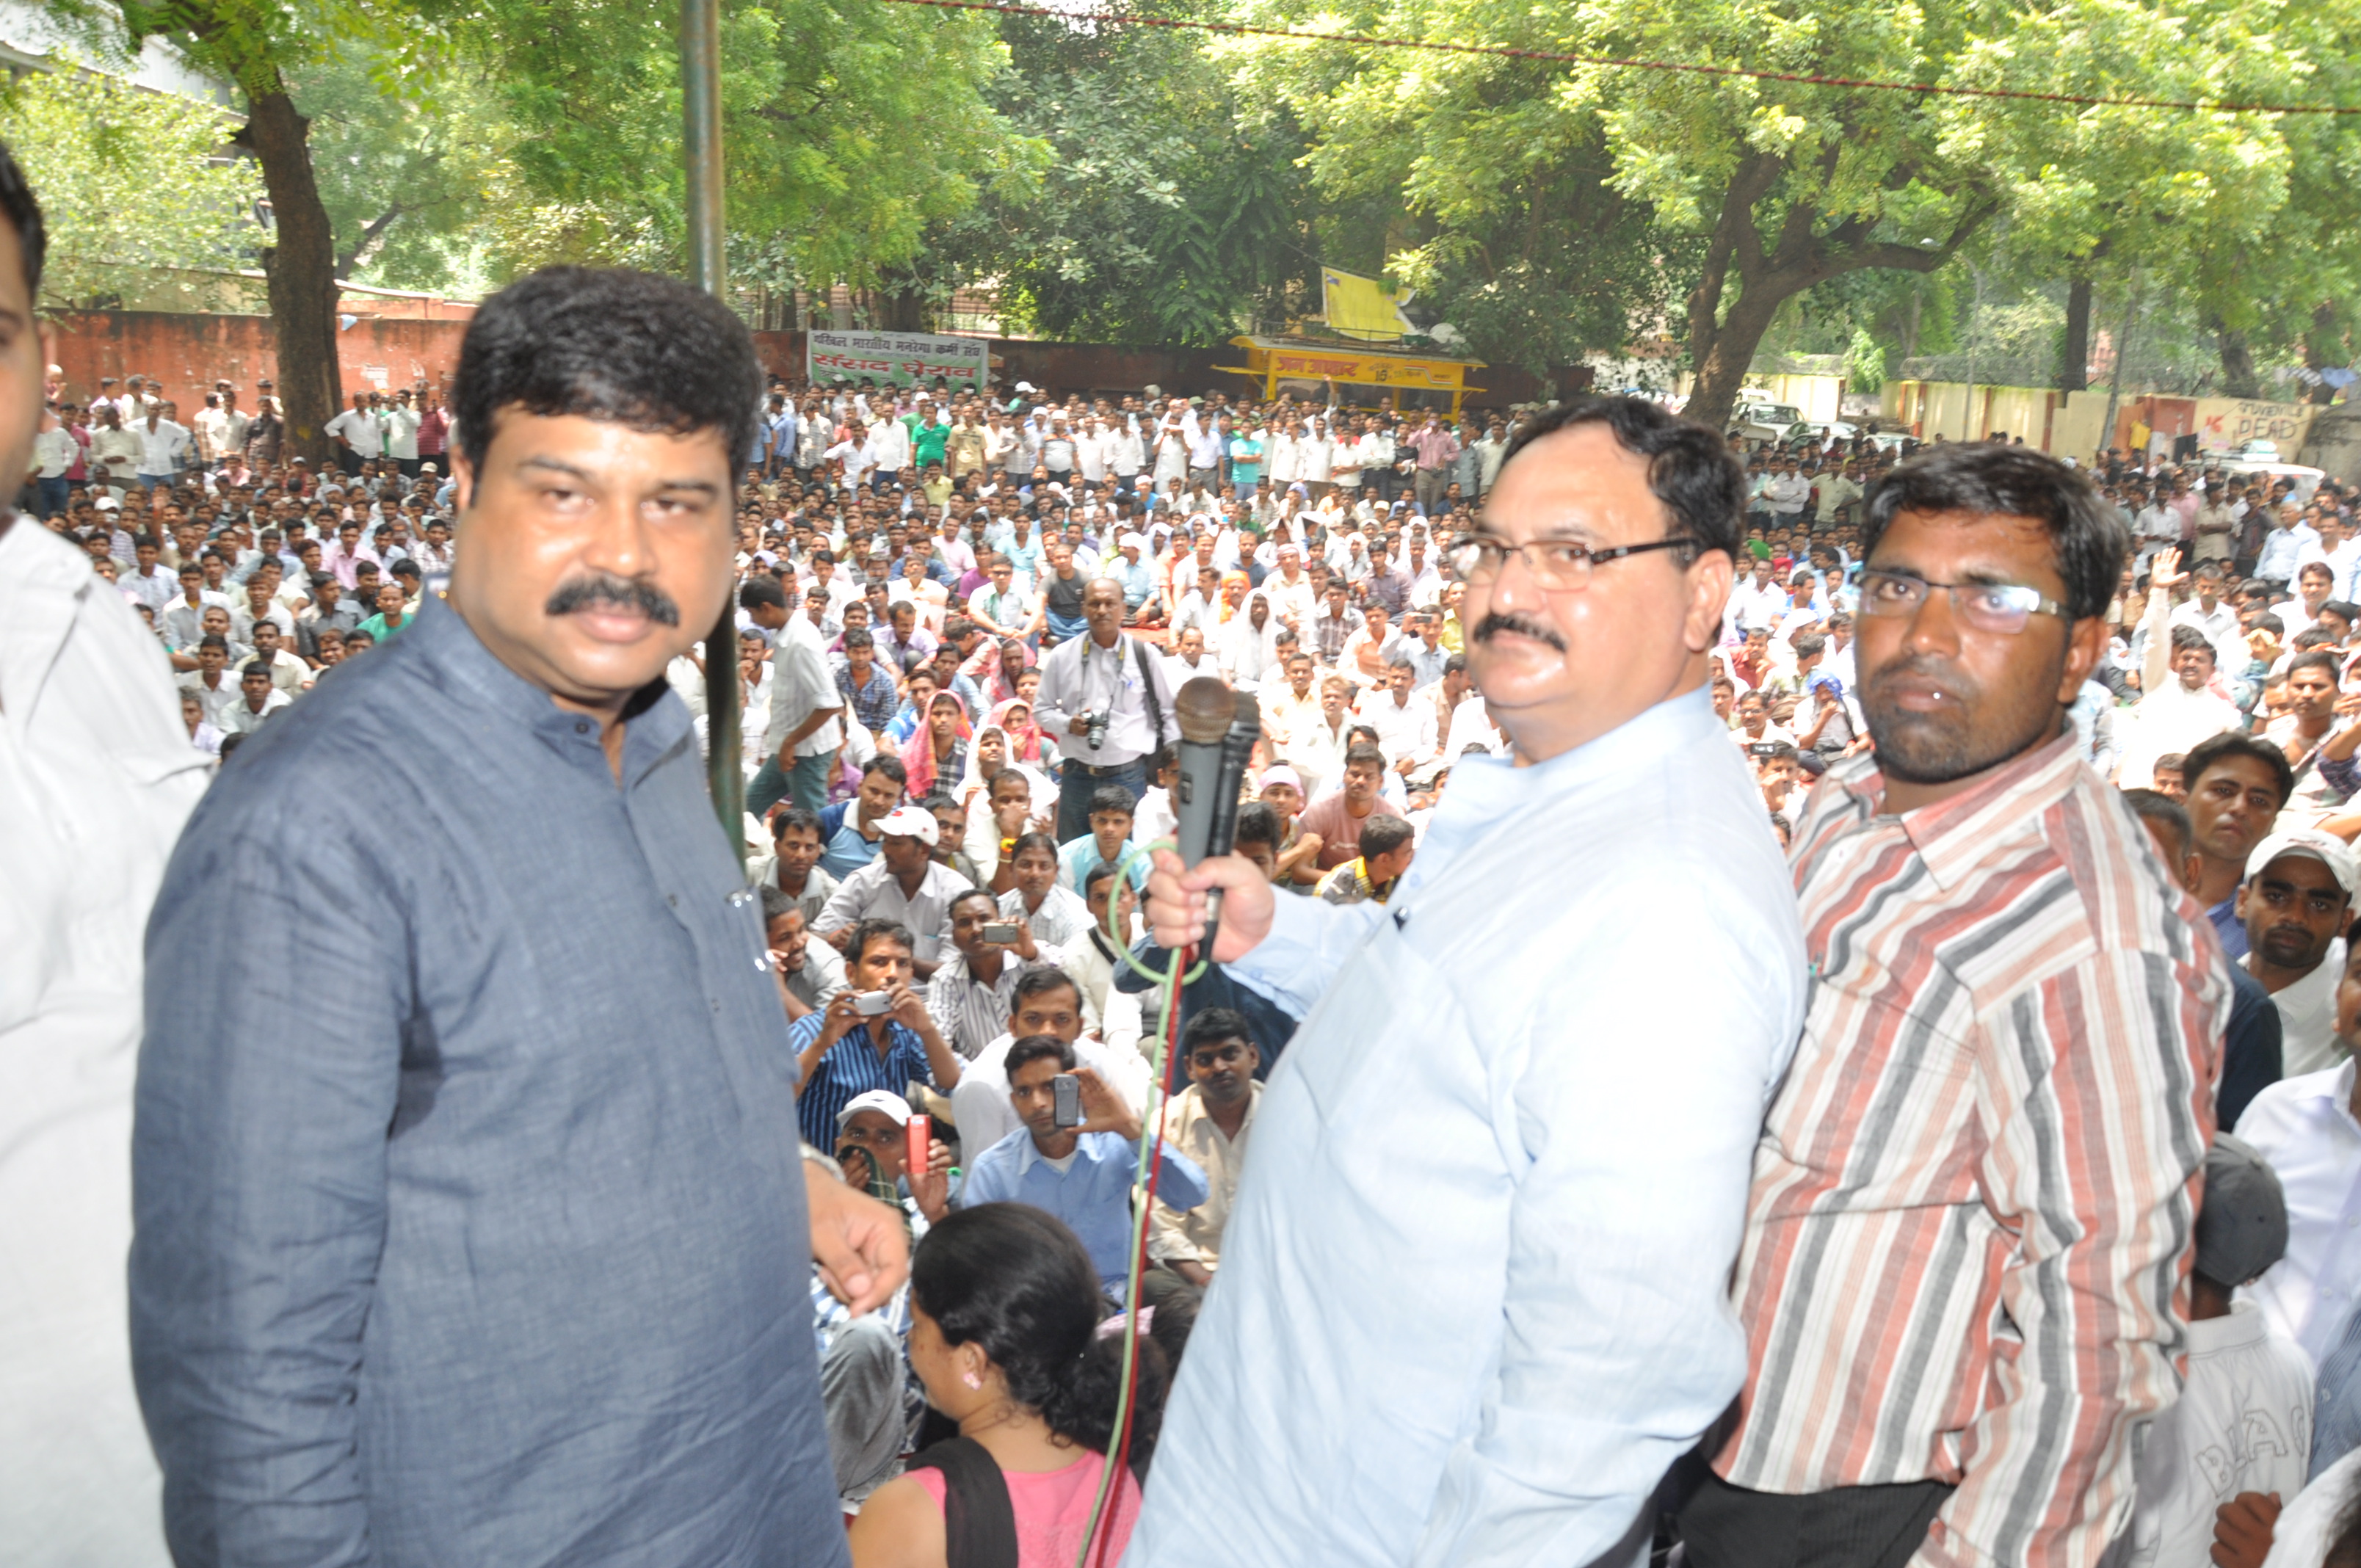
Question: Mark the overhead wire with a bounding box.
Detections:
[882,0,2361,116]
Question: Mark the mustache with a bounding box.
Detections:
[1471,611,1567,653]
[1864,652,1975,700]
[544,573,681,627]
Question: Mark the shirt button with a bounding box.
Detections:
[667,893,679,908]
[573,719,590,735]
[711,998,722,1013]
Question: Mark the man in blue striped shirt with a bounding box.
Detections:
[791,918,964,1147]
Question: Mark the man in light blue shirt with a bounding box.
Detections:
[960,1035,1207,1294]
[1131,396,1808,1567]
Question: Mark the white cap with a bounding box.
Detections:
[835,1089,912,1128]
[95,495,121,511]
[877,805,940,846]
[1119,532,1146,551]
[1015,380,1036,393]
[2244,828,2360,899]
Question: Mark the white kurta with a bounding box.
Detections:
[1126,689,1808,1567]
[0,518,211,1564]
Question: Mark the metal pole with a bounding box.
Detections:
[682,0,741,841]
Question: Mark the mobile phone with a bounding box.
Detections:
[1747,741,1781,758]
[905,1113,932,1177]
[1051,1072,1084,1129]
[981,921,1020,945]
[854,990,892,1016]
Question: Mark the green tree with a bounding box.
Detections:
[51,0,451,461]
[1228,0,2304,428]
[0,64,265,311]
[466,0,1021,292]
[288,45,499,291]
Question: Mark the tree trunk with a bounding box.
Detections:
[877,284,929,333]
[236,83,341,467]
[2215,320,2260,400]
[2061,277,2092,393]
[2306,304,2344,405]
[1683,286,1788,432]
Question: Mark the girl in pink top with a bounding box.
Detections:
[849,1204,1169,1568]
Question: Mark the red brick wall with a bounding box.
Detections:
[50,311,471,420]
[50,312,1570,422]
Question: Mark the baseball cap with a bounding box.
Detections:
[835,1088,912,1130]
[94,495,121,511]
[877,805,940,846]
[2196,1133,2289,1287]
[2244,828,2360,899]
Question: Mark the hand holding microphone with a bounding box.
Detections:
[1146,678,1272,964]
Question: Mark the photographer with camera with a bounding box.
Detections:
[1034,577,1179,842]
[791,918,965,1150]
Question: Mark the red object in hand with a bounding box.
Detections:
[905,1114,931,1181]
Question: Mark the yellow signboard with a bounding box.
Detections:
[1226,335,1482,413]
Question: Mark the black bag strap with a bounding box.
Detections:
[904,1437,1018,1568]
[1134,636,1169,747]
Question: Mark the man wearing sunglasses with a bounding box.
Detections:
[1128,396,1810,1566]
[1684,444,2230,1568]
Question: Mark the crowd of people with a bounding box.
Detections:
[11,140,2361,1568]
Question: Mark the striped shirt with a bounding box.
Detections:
[1717,730,2226,1568]
[790,1013,940,1150]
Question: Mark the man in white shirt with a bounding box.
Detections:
[812,806,973,978]
[3,173,216,1568]
[322,392,385,476]
[2237,830,2357,1078]
[1355,658,1439,773]
[2167,559,2245,672]
[381,391,421,476]
[1722,555,1790,639]
[825,422,881,490]
[222,661,294,734]
[2255,501,2319,585]
[944,968,1150,1158]
[2236,998,2361,1368]
[135,405,192,489]
[2119,563,2244,788]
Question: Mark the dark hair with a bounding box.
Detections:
[2181,731,2295,811]
[846,918,915,967]
[739,576,788,612]
[1009,830,1059,864]
[1358,814,1415,860]
[197,633,228,651]
[2168,625,2216,661]
[2251,611,2287,638]
[1011,967,1080,1008]
[1181,1006,1252,1056]
[1230,799,1280,849]
[1082,861,1120,899]
[1860,445,2128,622]
[1088,785,1136,820]
[1791,632,1827,658]
[910,1204,1168,1466]
[451,267,760,479]
[1495,396,1744,562]
[2289,649,2343,683]
[2119,788,2193,861]
[1004,1032,1078,1076]
[758,885,801,926]
[861,755,907,787]
[843,628,875,651]
[1343,742,1387,774]
[947,887,998,919]
[0,138,46,297]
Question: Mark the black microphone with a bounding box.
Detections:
[1170,676,1261,955]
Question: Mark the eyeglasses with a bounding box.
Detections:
[1446,534,1692,591]
[1857,568,2068,635]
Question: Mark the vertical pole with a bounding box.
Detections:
[682,0,741,841]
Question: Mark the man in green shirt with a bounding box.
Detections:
[355,581,415,643]
[911,409,950,472]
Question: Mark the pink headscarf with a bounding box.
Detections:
[993,696,1048,768]
[899,692,971,798]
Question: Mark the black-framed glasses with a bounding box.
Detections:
[1857,568,2068,635]
[1446,534,1693,591]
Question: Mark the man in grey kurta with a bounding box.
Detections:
[131,267,873,1567]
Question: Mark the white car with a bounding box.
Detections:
[2221,454,2325,503]
[1733,401,1805,442]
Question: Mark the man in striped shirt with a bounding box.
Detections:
[1688,445,2229,1568]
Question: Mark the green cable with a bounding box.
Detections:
[1073,838,1197,1564]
